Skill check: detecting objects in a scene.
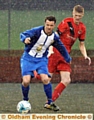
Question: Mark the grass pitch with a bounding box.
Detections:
[0,10,94,50]
[0,83,94,114]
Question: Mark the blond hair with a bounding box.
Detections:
[73,5,84,14]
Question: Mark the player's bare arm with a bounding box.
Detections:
[79,41,91,65]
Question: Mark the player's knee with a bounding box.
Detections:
[40,74,51,84]
[22,75,31,87]
[67,78,71,84]
[22,79,30,87]
[61,78,71,86]
[22,81,30,87]
[41,77,50,84]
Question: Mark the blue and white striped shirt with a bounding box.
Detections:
[20,26,71,63]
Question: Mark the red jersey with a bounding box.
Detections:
[56,17,86,53]
[48,17,86,73]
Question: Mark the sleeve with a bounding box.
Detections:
[20,28,36,43]
[52,35,72,63]
[79,24,86,41]
[57,20,68,35]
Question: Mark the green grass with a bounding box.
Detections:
[0,10,94,50]
[0,83,94,114]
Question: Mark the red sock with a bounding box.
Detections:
[33,71,41,80]
[52,82,66,101]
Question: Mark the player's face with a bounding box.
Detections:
[44,20,56,35]
[73,11,84,24]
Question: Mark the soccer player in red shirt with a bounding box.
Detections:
[48,5,91,105]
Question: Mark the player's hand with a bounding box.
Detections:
[24,37,31,44]
[85,56,91,65]
[47,46,54,58]
[69,61,72,64]
[47,51,54,58]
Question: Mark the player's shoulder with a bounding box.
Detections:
[30,26,44,35]
[59,17,73,26]
[62,17,73,22]
[32,26,43,31]
[78,22,86,32]
[54,32,60,39]
[63,18,86,29]
[79,22,86,28]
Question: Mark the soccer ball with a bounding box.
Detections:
[17,100,31,113]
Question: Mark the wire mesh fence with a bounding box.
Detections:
[0,0,94,50]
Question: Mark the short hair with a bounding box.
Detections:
[45,16,56,23]
[73,5,84,13]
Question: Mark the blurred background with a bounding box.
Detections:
[0,0,94,50]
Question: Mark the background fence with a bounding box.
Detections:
[0,0,94,50]
[0,0,94,10]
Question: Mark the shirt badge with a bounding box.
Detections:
[36,43,43,52]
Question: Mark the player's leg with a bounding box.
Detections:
[21,75,31,101]
[40,74,59,111]
[20,58,32,101]
[33,70,41,80]
[40,74,52,104]
[34,69,58,109]
[52,59,71,102]
[38,59,59,111]
[52,71,71,101]
[42,72,53,103]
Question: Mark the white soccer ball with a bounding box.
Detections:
[17,100,31,113]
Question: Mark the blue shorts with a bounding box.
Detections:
[20,55,50,77]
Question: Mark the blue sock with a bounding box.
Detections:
[21,85,30,101]
[43,83,53,104]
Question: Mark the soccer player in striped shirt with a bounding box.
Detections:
[20,16,71,111]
